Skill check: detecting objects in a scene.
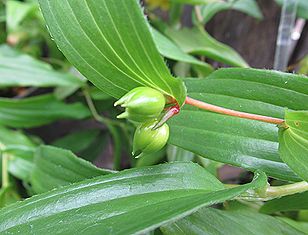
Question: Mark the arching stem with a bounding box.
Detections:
[185,97,284,125]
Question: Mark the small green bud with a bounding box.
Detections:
[114,87,165,122]
[133,120,169,158]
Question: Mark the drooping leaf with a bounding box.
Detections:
[0,46,84,88]
[260,191,308,214]
[161,207,304,235]
[168,68,308,181]
[200,0,263,24]
[279,110,308,181]
[151,28,213,76]
[0,163,265,234]
[38,0,187,105]
[0,94,90,128]
[165,26,248,67]
[31,145,113,194]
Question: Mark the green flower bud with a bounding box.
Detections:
[114,87,165,122]
[133,120,169,158]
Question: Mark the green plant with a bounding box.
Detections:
[0,0,308,234]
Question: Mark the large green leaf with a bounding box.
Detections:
[31,145,113,194]
[151,28,213,76]
[279,111,308,181]
[38,0,186,105]
[168,68,308,181]
[165,26,248,67]
[0,94,90,128]
[260,191,308,214]
[0,163,265,234]
[0,46,84,87]
[161,208,304,235]
[200,0,263,24]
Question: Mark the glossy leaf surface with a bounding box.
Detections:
[169,68,308,181]
[38,0,186,105]
[0,163,265,234]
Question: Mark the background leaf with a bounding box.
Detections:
[164,26,248,67]
[0,45,84,88]
[38,0,186,105]
[200,0,263,24]
[168,68,308,181]
[260,191,308,214]
[0,162,265,234]
[279,110,308,181]
[0,94,90,128]
[161,207,304,235]
[151,28,213,76]
[31,145,113,194]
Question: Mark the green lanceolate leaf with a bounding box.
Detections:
[200,0,263,24]
[38,0,187,105]
[165,26,248,68]
[260,191,308,214]
[31,145,113,194]
[169,68,308,181]
[0,163,265,234]
[279,110,308,181]
[151,28,213,76]
[0,46,84,88]
[161,208,304,235]
[0,94,90,128]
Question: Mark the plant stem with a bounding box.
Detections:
[194,6,203,23]
[233,181,308,201]
[265,181,308,199]
[185,97,284,125]
[82,87,122,170]
[1,149,9,188]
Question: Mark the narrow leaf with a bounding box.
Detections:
[38,0,186,105]
[279,110,308,181]
[152,28,213,76]
[0,163,264,234]
[165,26,248,67]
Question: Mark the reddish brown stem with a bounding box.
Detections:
[185,97,284,125]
